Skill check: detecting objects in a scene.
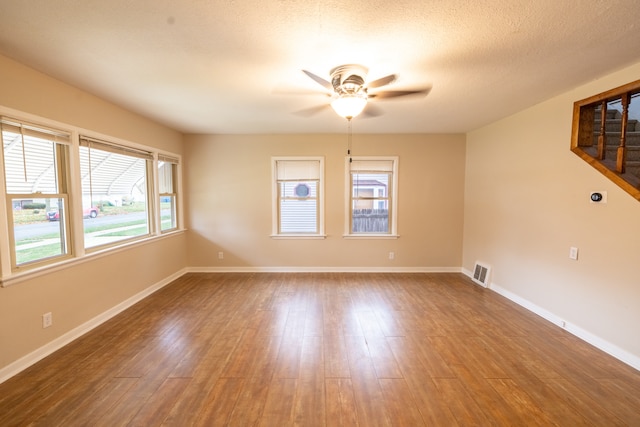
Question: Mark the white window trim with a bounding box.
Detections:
[78,135,155,252]
[1,116,74,270]
[271,156,326,239]
[343,156,399,239]
[155,154,182,234]
[0,107,70,276]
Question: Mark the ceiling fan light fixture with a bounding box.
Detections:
[300,64,430,120]
[331,95,367,119]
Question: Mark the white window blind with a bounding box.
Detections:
[79,135,151,249]
[276,159,320,180]
[158,161,175,194]
[273,157,324,236]
[158,157,178,232]
[1,117,72,268]
[349,159,394,172]
[1,117,71,144]
[2,118,69,195]
[158,154,180,164]
[80,136,153,160]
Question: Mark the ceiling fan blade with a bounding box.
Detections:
[366,74,397,89]
[360,103,384,118]
[369,87,432,99]
[272,86,331,96]
[293,104,330,117]
[302,70,333,91]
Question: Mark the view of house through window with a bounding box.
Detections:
[79,137,152,249]
[347,157,398,236]
[352,171,390,232]
[273,157,324,236]
[1,118,72,267]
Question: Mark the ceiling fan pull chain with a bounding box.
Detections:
[347,118,353,162]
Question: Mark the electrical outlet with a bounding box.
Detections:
[569,247,578,260]
[42,312,53,328]
[218,251,224,260]
[388,251,395,260]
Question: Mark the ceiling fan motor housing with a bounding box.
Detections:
[330,64,368,95]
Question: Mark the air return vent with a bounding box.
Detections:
[472,262,490,287]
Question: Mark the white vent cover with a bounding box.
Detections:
[472,262,491,287]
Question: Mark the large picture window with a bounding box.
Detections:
[272,157,324,237]
[345,157,398,237]
[1,118,72,269]
[79,136,152,249]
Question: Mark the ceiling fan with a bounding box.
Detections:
[298,64,431,120]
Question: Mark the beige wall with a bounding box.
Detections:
[0,55,187,371]
[0,55,182,153]
[463,61,640,365]
[184,133,466,270]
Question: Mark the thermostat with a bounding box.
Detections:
[589,191,607,203]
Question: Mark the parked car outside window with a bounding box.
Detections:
[46,207,98,221]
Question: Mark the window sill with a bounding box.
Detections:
[270,234,327,240]
[342,234,399,240]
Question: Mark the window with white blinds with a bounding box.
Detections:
[345,156,399,237]
[1,117,72,268]
[272,157,324,237]
[158,155,179,232]
[0,110,184,280]
[79,136,152,249]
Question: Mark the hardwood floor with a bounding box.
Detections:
[1,272,639,426]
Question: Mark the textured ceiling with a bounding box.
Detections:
[0,1,639,134]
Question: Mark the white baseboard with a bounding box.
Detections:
[0,268,188,384]
[187,266,462,273]
[462,269,640,372]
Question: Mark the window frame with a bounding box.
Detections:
[79,135,155,252]
[157,154,180,233]
[271,156,325,239]
[344,156,399,239]
[1,117,74,271]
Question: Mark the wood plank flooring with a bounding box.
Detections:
[1,272,639,426]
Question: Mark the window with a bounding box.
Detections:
[272,157,324,237]
[345,156,398,237]
[158,155,179,232]
[1,118,72,269]
[79,136,153,249]
[0,109,183,283]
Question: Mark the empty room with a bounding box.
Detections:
[1,1,640,425]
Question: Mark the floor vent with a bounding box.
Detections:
[472,262,490,287]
